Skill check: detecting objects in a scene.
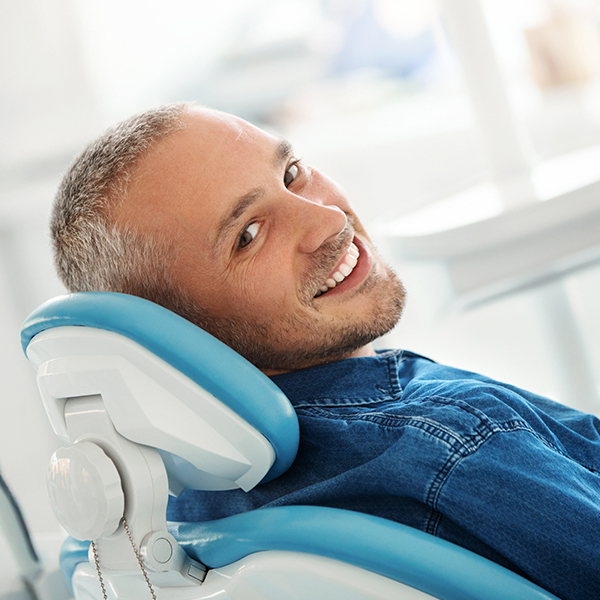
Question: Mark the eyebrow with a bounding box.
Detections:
[274,138,293,167]
[213,138,293,255]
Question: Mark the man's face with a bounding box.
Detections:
[118,108,405,373]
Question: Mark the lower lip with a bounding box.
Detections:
[318,236,372,299]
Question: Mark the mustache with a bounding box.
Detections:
[300,222,355,304]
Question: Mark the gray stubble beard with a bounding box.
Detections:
[210,256,406,373]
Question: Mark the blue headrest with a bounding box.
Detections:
[21,292,299,482]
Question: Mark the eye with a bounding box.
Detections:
[238,222,260,249]
[284,161,300,187]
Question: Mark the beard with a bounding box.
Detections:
[222,277,405,372]
[202,240,406,372]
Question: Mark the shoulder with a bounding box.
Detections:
[399,356,538,422]
[396,356,589,458]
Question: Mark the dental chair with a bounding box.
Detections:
[21,292,561,600]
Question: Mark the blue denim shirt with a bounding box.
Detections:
[167,350,600,600]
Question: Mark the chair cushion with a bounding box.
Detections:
[61,506,560,600]
[170,506,560,600]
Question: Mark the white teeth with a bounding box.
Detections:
[316,243,361,297]
[339,263,352,277]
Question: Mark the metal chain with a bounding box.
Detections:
[122,517,157,600]
[90,540,108,600]
[91,517,157,600]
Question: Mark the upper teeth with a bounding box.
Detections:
[316,243,359,297]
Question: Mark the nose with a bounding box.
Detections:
[290,195,348,254]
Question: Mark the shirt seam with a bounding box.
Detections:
[300,400,575,459]
[293,395,397,408]
[298,393,597,537]
[386,352,403,397]
[422,417,600,533]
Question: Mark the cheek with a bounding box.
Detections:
[173,248,241,317]
[239,250,300,310]
[184,238,302,318]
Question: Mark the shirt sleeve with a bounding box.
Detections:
[436,424,600,600]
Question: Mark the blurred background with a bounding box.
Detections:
[2,0,600,594]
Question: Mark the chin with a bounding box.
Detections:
[240,270,406,373]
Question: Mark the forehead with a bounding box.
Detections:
[147,108,276,194]
[117,107,280,235]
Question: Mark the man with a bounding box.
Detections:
[52,103,599,600]
[53,102,405,372]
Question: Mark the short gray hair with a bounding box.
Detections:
[51,102,213,324]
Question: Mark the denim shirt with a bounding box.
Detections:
[167,350,600,600]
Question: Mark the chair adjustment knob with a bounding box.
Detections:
[47,441,124,541]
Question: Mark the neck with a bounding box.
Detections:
[261,343,376,377]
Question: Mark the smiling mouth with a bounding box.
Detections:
[314,242,360,298]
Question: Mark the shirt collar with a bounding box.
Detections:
[269,349,406,408]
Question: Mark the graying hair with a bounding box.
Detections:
[51,102,213,324]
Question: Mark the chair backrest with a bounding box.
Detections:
[21,292,300,493]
